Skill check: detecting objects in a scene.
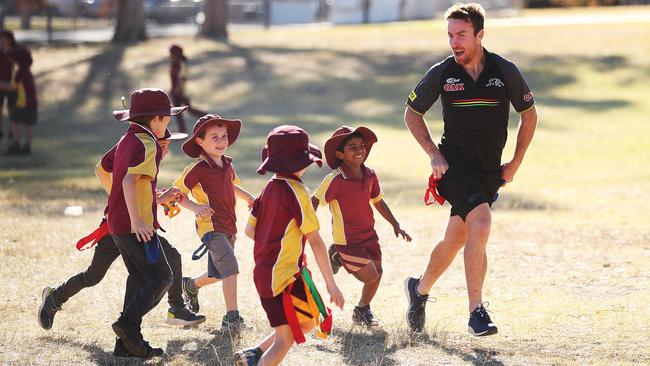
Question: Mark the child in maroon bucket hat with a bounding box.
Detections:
[37,128,207,358]
[4,47,37,155]
[171,114,256,330]
[233,125,345,366]
[107,88,189,358]
[312,125,412,328]
[168,44,207,133]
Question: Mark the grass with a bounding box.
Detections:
[1,7,650,365]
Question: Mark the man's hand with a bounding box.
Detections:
[327,283,345,310]
[131,218,154,242]
[393,224,412,242]
[194,204,215,219]
[500,160,521,186]
[430,151,449,179]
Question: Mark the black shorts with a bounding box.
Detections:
[437,165,502,221]
[11,107,37,126]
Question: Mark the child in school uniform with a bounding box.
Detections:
[312,126,411,327]
[38,129,205,352]
[233,125,344,366]
[168,44,207,133]
[5,47,36,155]
[172,114,255,329]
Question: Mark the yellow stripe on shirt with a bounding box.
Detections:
[127,133,158,178]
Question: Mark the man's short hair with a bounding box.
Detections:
[445,3,486,35]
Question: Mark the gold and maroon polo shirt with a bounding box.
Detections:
[249,174,320,298]
[173,155,241,239]
[314,164,384,246]
[107,124,162,236]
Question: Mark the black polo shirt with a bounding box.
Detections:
[406,49,535,173]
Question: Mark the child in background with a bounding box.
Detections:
[169,44,207,133]
[5,47,36,155]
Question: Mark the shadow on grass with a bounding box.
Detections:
[38,335,159,365]
[165,327,242,365]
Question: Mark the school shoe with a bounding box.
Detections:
[222,310,246,330]
[404,277,431,332]
[468,303,498,336]
[112,316,147,358]
[233,347,263,366]
[182,277,200,313]
[38,287,61,330]
[165,306,206,326]
[352,305,380,327]
[114,337,164,358]
[328,245,342,274]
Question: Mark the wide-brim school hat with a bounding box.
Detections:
[182,114,242,158]
[324,126,377,169]
[257,125,322,175]
[160,128,188,141]
[112,88,187,122]
[169,44,187,61]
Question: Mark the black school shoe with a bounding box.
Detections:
[233,347,262,366]
[38,287,61,330]
[114,337,164,358]
[112,316,148,357]
[468,303,498,336]
[165,306,206,326]
[352,305,380,327]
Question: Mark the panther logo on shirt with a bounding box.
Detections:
[486,78,504,87]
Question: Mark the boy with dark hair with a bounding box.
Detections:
[312,126,411,327]
[233,125,344,366]
[38,129,206,349]
[173,114,255,329]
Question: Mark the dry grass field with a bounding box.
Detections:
[1,6,649,365]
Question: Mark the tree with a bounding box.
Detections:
[113,0,147,43]
[15,0,43,30]
[200,0,229,40]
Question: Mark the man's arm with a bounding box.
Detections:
[404,107,448,179]
[501,106,537,185]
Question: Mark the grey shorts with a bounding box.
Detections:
[203,232,238,279]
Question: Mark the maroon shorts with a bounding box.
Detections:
[334,240,382,273]
[260,275,313,328]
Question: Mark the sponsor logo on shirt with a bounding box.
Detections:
[446,78,461,84]
[443,82,464,92]
[486,78,504,87]
[523,92,534,102]
[409,91,417,102]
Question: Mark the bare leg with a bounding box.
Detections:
[417,216,468,295]
[463,203,491,312]
[222,274,238,312]
[353,260,382,305]
[193,271,219,288]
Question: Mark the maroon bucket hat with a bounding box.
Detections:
[181,114,242,158]
[113,88,187,122]
[160,128,188,141]
[323,126,378,169]
[257,125,322,175]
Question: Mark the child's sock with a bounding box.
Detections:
[357,301,368,308]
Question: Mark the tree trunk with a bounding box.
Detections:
[112,0,147,43]
[201,0,228,40]
[16,0,40,30]
[362,0,371,24]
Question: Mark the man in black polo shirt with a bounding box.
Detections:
[403,3,537,336]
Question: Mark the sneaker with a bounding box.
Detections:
[112,317,147,358]
[404,277,431,332]
[165,306,206,326]
[352,305,380,327]
[233,347,262,366]
[182,277,200,313]
[468,303,498,336]
[114,337,164,358]
[38,287,61,330]
[222,311,245,330]
[113,337,131,357]
[328,245,342,274]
